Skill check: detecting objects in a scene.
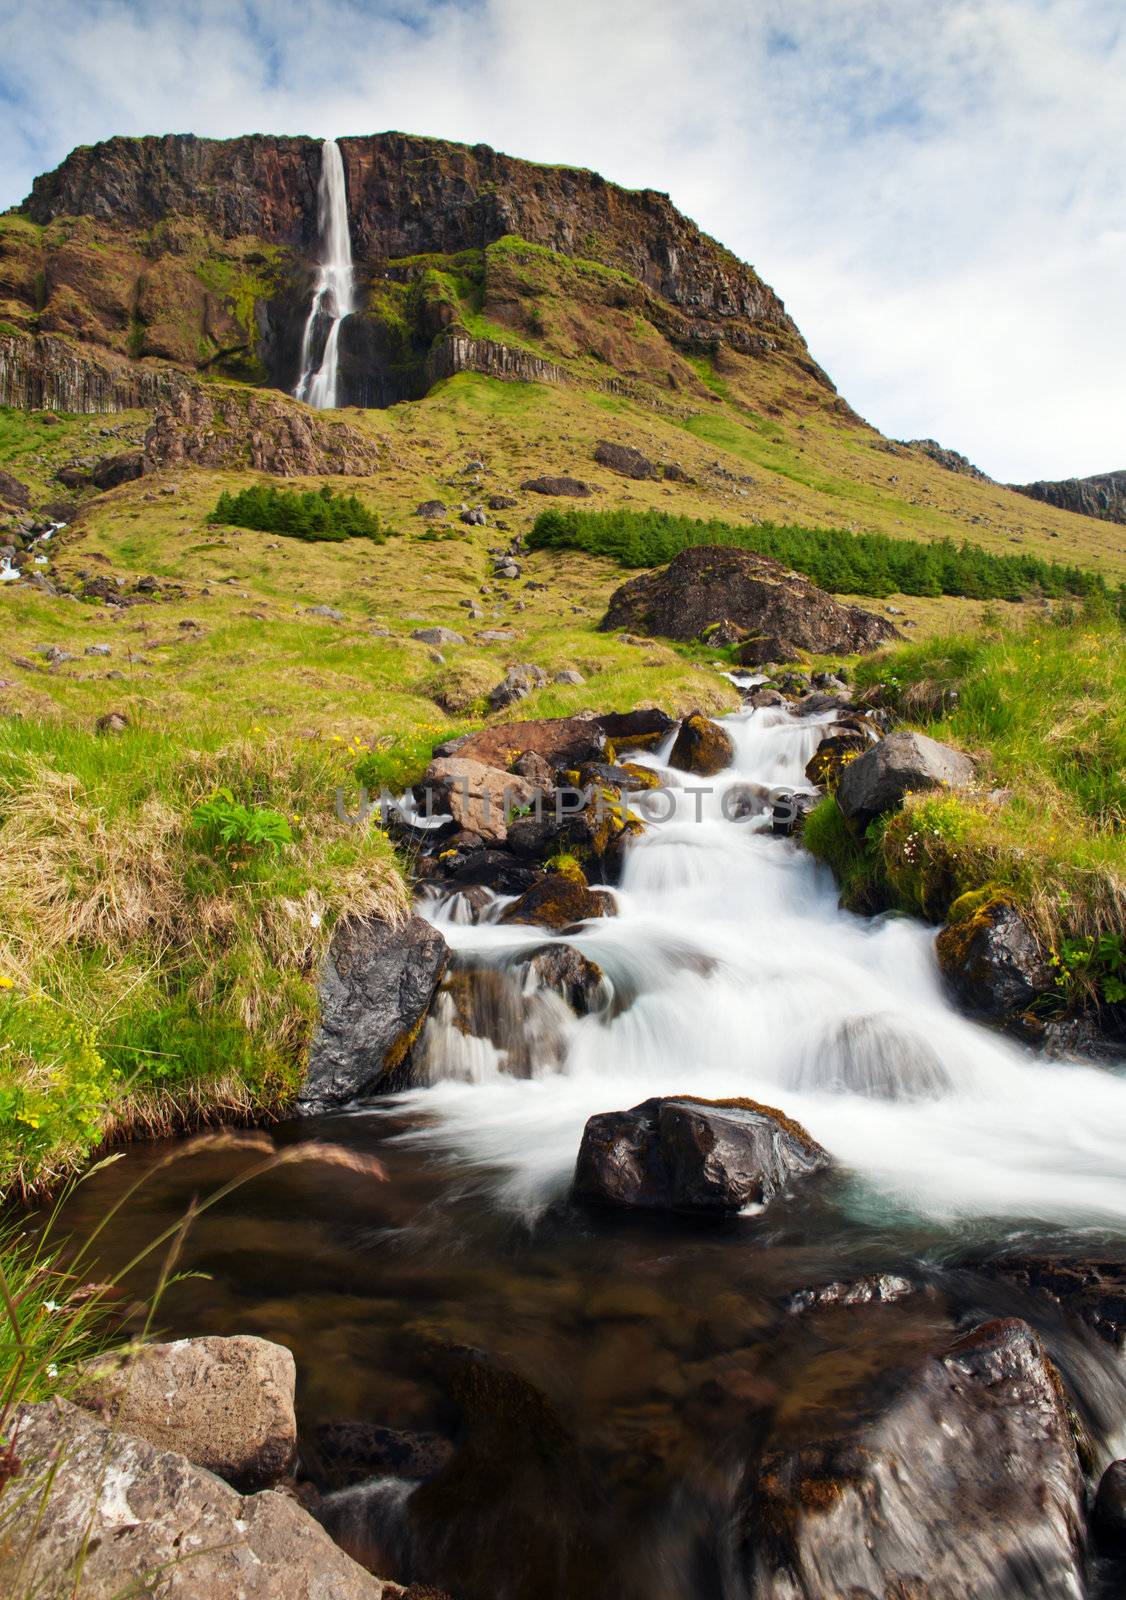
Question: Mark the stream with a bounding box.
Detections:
[58,699,1126,1598]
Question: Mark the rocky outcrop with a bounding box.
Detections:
[741,1317,1086,1600]
[0,1399,393,1599]
[520,475,592,497]
[75,1335,297,1492]
[573,1095,829,1214]
[0,331,186,414]
[426,331,571,389]
[593,439,658,480]
[936,894,1053,1020]
[144,383,383,475]
[300,914,449,1109]
[667,711,734,776]
[902,436,991,480]
[835,730,975,831]
[601,546,900,658]
[1012,467,1126,525]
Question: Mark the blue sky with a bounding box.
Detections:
[0,0,1123,482]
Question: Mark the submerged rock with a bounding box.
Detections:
[75,1334,296,1492]
[741,1317,1086,1600]
[0,1400,392,1599]
[573,1095,830,1214]
[521,943,608,1015]
[836,729,975,831]
[300,914,449,1108]
[667,711,735,777]
[936,894,1052,1020]
[1093,1460,1126,1551]
[499,873,615,930]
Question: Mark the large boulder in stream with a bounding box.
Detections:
[573,1095,829,1214]
[667,711,735,776]
[0,1400,395,1600]
[936,893,1053,1020]
[836,729,975,831]
[741,1317,1086,1600]
[419,756,539,844]
[300,914,449,1110]
[600,545,900,657]
[499,872,615,931]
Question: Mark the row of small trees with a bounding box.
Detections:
[209,484,382,542]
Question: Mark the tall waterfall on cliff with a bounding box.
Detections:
[294,139,354,409]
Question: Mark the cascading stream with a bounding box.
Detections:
[404,701,1126,1229]
[294,138,354,409]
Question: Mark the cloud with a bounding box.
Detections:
[0,0,1122,481]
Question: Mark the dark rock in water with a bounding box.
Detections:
[521,943,607,1015]
[601,545,900,656]
[499,874,615,930]
[836,729,975,831]
[446,849,543,896]
[90,449,145,489]
[593,439,658,480]
[520,475,592,497]
[573,1095,829,1215]
[804,728,871,788]
[667,711,734,776]
[986,1256,1126,1350]
[742,1317,1085,1600]
[595,707,675,751]
[506,813,566,862]
[771,792,818,837]
[748,687,787,708]
[792,690,851,717]
[300,914,449,1109]
[308,1420,454,1490]
[1093,1460,1126,1551]
[936,895,1052,1020]
[785,1273,916,1314]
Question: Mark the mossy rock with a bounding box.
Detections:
[499,874,615,930]
[936,894,1052,1021]
[667,712,734,777]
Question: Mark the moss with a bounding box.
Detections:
[669,1094,826,1157]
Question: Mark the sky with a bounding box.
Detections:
[0,0,1123,483]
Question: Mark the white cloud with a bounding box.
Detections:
[0,0,1122,481]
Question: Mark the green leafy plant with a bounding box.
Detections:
[190,789,293,861]
[1052,931,1126,1006]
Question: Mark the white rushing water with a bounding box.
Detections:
[294,139,354,409]
[390,703,1126,1230]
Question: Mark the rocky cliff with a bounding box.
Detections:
[1012,468,1126,525]
[4,131,823,412]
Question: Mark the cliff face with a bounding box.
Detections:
[1012,470,1126,526]
[6,130,823,413]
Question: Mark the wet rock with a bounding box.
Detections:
[76,1335,296,1491]
[520,943,608,1015]
[593,439,657,480]
[804,728,871,788]
[506,813,566,862]
[90,449,145,489]
[308,1420,454,1491]
[596,707,676,750]
[667,711,735,776]
[936,895,1053,1020]
[420,757,538,844]
[748,687,787,708]
[415,499,447,519]
[410,627,465,647]
[300,914,449,1108]
[785,1273,916,1313]
[520,475,592,497]
[792,690,851,716]
[499,873,615,930]
[603,545,899,656]
[1,1400,391,1599]
[836,730,975,831]
[986,1255,1126,1350]
[445,849,543,896]
[742,1318,1085,1600]
[1093,1460,1126,1551]
[573,1095,830,1214]
[487,662,547,711]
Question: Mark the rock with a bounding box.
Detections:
[510,749,555,789]
[436,716,605,773]
[84,643,112,658]
[573,1095,829,1214]
[415,499,447,519]
[460,508,487,525]
[1093,1461,1126,1550]
[476,628,515,642]
[596,708,676,750]
[445,849,543,896]
[76,1335,296,1491]
[421,757,538,844]
[593,440,657,480]
[1013,468,1126,526]
[804,727,871,788]
[487,662,547,711]
[305,604,344,621]
[667,712,734,776]
[36,643,74,664]
[936,895,1052,1020]
[602,545,900,657]
[792,690,851,716]
[95,711,130,734]
[553,668,585,685]
[145,383,383,477]
[0,468,31,508]
[410,627,465,647]
[499,874,615,930]
[520,943,608,1015]
[488,494,517,510]
[836,730,975,831]
[506,814,567,862]
[0,1399,391,1599]
[307,1420,454,1491]
[90,449,145,489]
[785,1273,916,1313]
[771,791,820,837]
[985,1255,1126,1349]
[741,1318,1085,1600]
[520,475,592,497]
[300,914,449,1108]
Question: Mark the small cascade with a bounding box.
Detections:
[294,139,355,409]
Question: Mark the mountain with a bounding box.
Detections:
[1012,469,1126,526]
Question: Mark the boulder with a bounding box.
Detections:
[667,712,734,776]
[602,545,900,656]
[75,1335,296,1492]
[499,873,615,930]
[0,467,31,508]
[1093,1460,1126,1551]
[90,449,145,489]
[487,662,548,711]
[520,943,608,1015]
[420,757,538,844]
[804,727,871,788]
[300,914,449,1109]
[305,604,344,621]
[445,849,544,896]
[415,499,447,519]
[573,1095,829,1214]
[593,440,658,480]
[0,1400,392,1599]
[836,730,975,830]
[308,1420,454,1490]
[985,1255,1126,1350]
[596,708,675,750]
[553,668,585,685]
[936,894,1052,1020]
[506,813,567,862]
[410,627,465,647]
[488,494,518,511]
[510,749,555,789]
[435,716,605,773]
[520,475,592,497]
[741,1318,1086,1600]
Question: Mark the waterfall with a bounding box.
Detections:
[294,139,354,409]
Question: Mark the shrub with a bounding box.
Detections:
[190,789,293,861]
[209,483,382,543]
